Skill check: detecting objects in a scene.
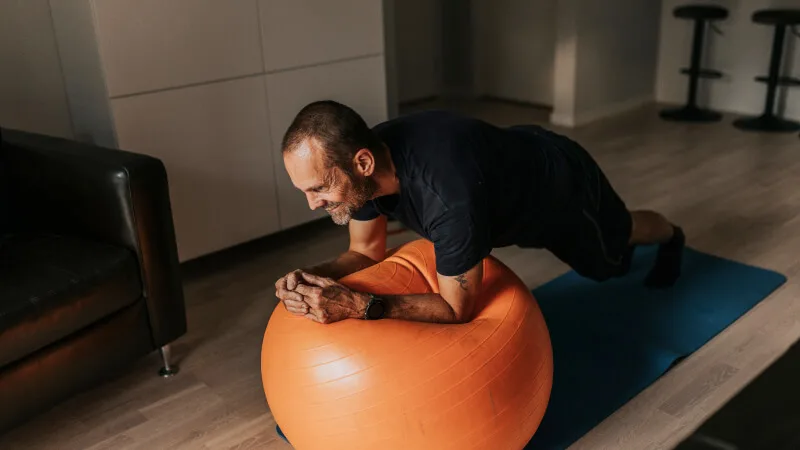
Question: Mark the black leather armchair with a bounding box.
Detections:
[0,127,187,432]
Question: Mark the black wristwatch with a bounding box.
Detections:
[364,294,386,320]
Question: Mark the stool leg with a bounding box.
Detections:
[763,24,785,117]
[660,19,723,122]
[733,25,800,132]
[686,18,706,108]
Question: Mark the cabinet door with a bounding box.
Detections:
[0,0,73,138]
[111,76,281,261]
[265,56,388,230]
[93,0,263,97]
[258,0,384,72]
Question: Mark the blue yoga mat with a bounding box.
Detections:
[525,244,787,449]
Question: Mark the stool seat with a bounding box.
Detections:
[675,5,728,20]
[753,9,800,25]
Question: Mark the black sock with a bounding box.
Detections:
[644,225,685,288]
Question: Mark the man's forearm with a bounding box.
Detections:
[381,293,462,324]
[303,250,378,280]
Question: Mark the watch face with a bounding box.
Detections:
[368,299,385,319]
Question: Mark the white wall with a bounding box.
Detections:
[576,0,661,119]
[472,0,557,106]
[393,0,441,103]
[0,0,73,139]
[551,0,579,124]
[389,0,473,104]
[46,0,388,262]
[441,0,474,98]
[552,0,661,126]
[656,0,800,120]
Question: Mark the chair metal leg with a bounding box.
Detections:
[159,345,179,377]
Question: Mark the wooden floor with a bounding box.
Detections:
[2,100,800,449]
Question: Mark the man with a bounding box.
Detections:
[274,100,684,325]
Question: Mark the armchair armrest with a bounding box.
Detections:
[1,128,186,347]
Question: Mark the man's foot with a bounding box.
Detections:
[644,225,685,288]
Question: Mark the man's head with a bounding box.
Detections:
[282,100,386,225]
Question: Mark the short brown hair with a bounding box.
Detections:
[282,100,384,173]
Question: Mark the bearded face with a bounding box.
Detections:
[283,138,379,226]
[321,170,377,225]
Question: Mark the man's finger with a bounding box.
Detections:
[300,271,334,287]
[304,312,319,323]
[284,301,309,316]
[276,287,304,303]
[283,298,308,309]
[294,283,321,297]
[286,271,301,291]
[304,311,329,324]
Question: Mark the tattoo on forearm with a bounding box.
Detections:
[454,273,468,291]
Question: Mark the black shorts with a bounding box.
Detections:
[532,129,634,281]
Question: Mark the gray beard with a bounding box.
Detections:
[326,175,377,226]
[328,204,358,226]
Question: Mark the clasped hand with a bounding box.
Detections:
[275,270,368,324]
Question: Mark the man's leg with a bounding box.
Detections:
[629,209,685,287]
[553,140,684,287]
[629,210,674,244]
[536,128,685,286]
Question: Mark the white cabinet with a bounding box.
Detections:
[0,0,73,139]
[48,0,389,261]
[111,77,280,261]
[258,0,384,72]
[92,0,264,97]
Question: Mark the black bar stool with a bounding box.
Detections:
[660,5,728,122]
[733,9,800,132]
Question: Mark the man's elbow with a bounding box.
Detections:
[448,304,474,324]
[450,312,470,324]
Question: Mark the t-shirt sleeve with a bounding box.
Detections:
[429,205,492,277]
[351,200,381,221]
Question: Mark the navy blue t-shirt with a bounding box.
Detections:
[352,110,580,277]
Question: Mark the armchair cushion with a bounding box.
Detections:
[0,233,142,367]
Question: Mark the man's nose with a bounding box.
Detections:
[306,193,325,210]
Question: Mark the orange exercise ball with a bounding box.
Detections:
[261,239,553,450]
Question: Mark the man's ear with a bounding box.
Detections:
[353,148,376,176]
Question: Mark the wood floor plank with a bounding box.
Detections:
[659,364,740,418]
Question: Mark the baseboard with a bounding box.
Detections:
[574,95,654,126]
[549,111,576,127]
[477,95,552,111]
[551,95,653,128]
